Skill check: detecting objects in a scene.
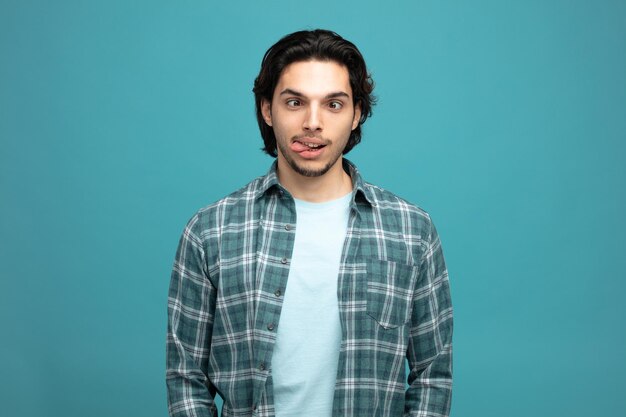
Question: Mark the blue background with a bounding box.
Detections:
[1,1,625,416]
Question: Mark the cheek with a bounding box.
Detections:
[271,120,294,141]
[274,112,304,134]
[272,111,297,131]
[272,117,289,132]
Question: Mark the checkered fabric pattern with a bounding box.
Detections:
[166,159,453,417]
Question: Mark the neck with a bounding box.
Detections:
[276,157,353,203]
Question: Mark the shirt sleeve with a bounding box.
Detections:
[166,213,218,417]
[405,219,453,416]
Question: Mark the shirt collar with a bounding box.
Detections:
[254,158,375,207]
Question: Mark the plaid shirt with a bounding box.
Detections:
[166,159,453,417]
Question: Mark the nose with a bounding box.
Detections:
[302,104,322,132]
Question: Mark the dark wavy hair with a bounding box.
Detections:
[253,29,376,157]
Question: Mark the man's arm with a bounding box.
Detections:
[166,214,218,417]
[405,220,453,416]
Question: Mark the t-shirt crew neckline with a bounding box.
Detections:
[293,191,352,211]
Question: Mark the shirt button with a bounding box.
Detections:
[267,323,275,331]
[285,224,292,231]
[259,363,266,371]
[274,289,282,297]
[281,258,288,264]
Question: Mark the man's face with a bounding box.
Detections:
[261,60,361,178]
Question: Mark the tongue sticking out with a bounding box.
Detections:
[291,141,325,153]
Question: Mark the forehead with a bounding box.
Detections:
[275,60,352,97]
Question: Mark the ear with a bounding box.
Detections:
[261,99,273,126]
[351,102,362,130]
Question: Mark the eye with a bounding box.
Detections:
[286,99,301,108]
[328,101,343,110]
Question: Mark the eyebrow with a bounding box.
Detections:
[279,88,350,100]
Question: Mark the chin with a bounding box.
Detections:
[290,160,334,177]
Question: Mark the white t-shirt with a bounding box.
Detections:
[271,192,352,416]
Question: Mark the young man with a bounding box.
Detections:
[166,29,453,417]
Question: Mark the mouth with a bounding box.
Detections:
[290,137,328,159]
[300,141,324,149]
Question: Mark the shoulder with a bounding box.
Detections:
[202,175,265,212]
[363,181,432,222]
[362,181,435,236]
[188,174,266,232]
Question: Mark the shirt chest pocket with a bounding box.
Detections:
[366,259,419,329]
